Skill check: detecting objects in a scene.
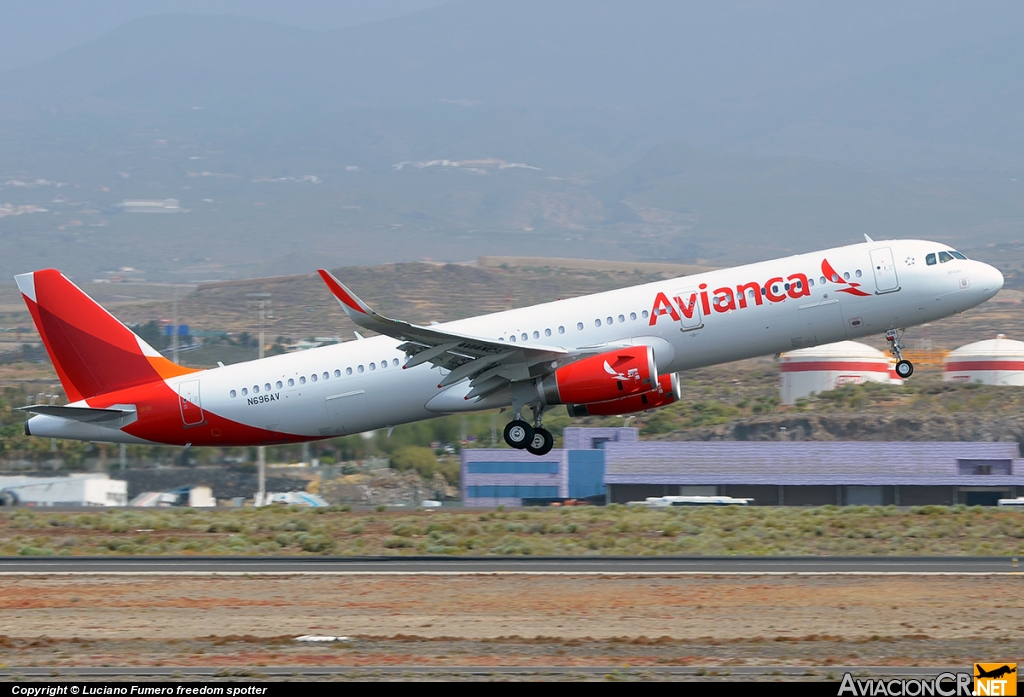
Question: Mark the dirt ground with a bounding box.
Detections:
[0,574,1020,671]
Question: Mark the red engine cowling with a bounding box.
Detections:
[566,372,680,417]
[538,345,657,405]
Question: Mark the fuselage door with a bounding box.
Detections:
[673,289,704,331]
[869,247,900,294]
[178,379,204,426]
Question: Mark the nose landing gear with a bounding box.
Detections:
[886,328,914,379]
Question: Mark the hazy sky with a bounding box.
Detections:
[0,0,449,73]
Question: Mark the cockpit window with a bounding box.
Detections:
[950,250,967,260]
[926,253,936,266]
[939,251,954,263]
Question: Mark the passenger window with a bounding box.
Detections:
[855,270,862,278]
[253,385,259,394]
[595,319,602,327]
[300,376,307,384]
[334,370,341,378]
[606,316,613,325]
[808,278,814,287]
[939,251,954,263]
[831,274,839,282]
[265,383,271,391]
[510,334,516,342]
[393,358,399,366]
[287,378,294,387]
[558,326,565,334]
[323,371,329,379]
[820,276,826,284]
[629,312,636,321]
[311,374,317,382]
[641,310,649,318]
[521,333,528,341]
[345,368,352,375]
[783,283,790,291]
[618,314,625,323]
[926,253,936,266]
[843,272,850,280]
[357,365,364,373]
[577,322,584,330]
[544,328,551,337]
[950,251,967,260]
[533,331,540,339]
[230,390,237,398]
[241,388,248,396]
[369,363,375,371]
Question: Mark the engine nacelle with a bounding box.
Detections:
[566,372,680,417]
[538,345,657,406]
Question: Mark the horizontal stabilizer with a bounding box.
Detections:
[18,404,134,424]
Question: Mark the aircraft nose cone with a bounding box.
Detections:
[982,263,1004,296]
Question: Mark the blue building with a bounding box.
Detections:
[460,427,636,507]
[461,429,1024,507]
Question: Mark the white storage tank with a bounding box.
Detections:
[780,341,901,404]
[943,334,1024,385]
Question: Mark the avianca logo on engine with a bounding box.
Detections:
[649,258,870,326]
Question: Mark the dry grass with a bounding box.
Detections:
[3,504,1023,557]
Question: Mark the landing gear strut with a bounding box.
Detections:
[886,328,914,379]
[526,405,554,456]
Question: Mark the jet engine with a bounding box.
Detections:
[537,345,657,406]
[566,372,680,417]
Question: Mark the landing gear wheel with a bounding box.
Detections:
[526,427,554,456]
[895,360,914,379]
[503,419,534,449]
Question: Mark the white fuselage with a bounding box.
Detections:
[27,239,1004,444]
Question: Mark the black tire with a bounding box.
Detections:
[0,490,18,507]
[895,359,914,379]
[526,427,554,456]
[503,420,534,449]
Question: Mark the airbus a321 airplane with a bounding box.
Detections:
[16,238,1003,456]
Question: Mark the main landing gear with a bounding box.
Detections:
[886,328,914,379]
[503,406,554,456]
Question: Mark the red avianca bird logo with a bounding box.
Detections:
[822,258,871,297]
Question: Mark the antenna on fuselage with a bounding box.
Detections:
[863,234,874,243]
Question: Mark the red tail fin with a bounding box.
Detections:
[15,269,198,402]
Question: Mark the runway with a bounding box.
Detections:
[0,665,968,679]
[0,555,1019,574]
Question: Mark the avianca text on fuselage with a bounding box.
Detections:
[649,258,870,325]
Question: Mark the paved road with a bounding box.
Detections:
[0,555,1020,574]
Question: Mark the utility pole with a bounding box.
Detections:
[247,293,272,505]
[171,284,179,365]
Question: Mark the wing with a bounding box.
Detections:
[318,269,573,400]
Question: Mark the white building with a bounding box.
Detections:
[943,334,1024,385]
[779,341,901,405]
[0,473,127,507]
